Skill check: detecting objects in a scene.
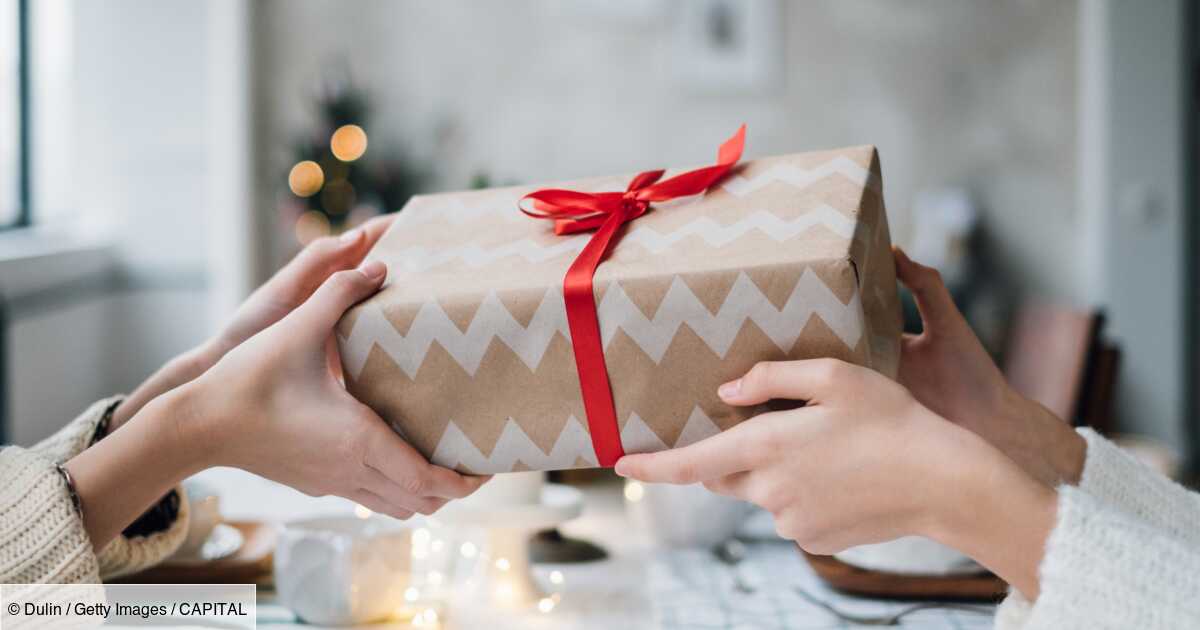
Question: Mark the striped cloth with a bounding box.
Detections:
[649,539,996,630]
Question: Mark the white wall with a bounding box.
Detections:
[1079,0,1187,446]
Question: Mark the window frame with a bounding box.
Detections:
[3,0,29,230]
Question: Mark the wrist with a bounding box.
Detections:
[145,382,218,478]
[923,429,1057,598]
[987,387,1086,487]
[109,341,225,432]
[65,381,215,547]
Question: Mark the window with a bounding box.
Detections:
[1,0,27,228]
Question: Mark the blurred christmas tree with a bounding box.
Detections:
[282,72,427,245]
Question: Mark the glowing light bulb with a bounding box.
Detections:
[287,160,324,197]
[330,124,368,161]
[354,504,372,519]
[549,570,564,585]
[460,541,477,558]
[538,597,555,613]
[404,586,419,602]
[494,557,510,571]
[624,480,645,503]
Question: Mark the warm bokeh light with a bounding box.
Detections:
[295,210,332,245]
[549,570,564,585]
[320,180,356,215]
[330,124,368,161]
[623,480,645,503]
[288,160,325,197]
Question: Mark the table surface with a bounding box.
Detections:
[196,468,997,630]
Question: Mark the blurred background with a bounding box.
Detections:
[0,0,1194,477]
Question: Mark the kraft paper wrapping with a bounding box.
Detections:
[336,145,901,474]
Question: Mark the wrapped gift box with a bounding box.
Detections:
[337,144,901,473]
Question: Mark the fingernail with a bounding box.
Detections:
[718,379,742,399]
[613,461,628,477]
[340,228,363,243]
[358,260,386,280]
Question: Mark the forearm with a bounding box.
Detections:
[973,388,1086,488]
[924,431,1057,599]
[109,342,224,432]
[66,386,211,550]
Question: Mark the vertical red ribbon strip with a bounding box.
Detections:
[518,125,746,466]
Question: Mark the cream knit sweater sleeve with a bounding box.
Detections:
[1,397,189,584]
[994,428,1200,629]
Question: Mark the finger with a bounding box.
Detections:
[363,420,489,499]
[288,263,387,339]
[351,488,415,521]
[614,420,767,484]
[359,213,397,248]
[892,247,962,336]
[276,230,373,304]
[703,471,751,497]
[717,358,853,406]
[363,467,448,516]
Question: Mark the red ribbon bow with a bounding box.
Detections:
[518,125,746,467]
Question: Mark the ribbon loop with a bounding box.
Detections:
[518,125,746,467]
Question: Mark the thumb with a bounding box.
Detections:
[893,247,962,336]
[289,261,387,339]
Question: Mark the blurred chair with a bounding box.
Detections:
[1002,302,1119,431]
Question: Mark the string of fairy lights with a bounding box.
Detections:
[351,502,568,627]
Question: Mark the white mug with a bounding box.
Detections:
[274,516,413,625]
[626,481,752,548]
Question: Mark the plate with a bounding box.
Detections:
[168,523,244,565]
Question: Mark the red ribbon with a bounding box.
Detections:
[518,125,746,467]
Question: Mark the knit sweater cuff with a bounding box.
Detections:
[0,448,100,583]
[1020,486,1200,629]
[21,396,191,581]
[1076,428,1200,544]
[95,485,189,580]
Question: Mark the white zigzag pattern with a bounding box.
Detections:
[597,271,862,362]
[379,205,860,273]
[430,407,723,472]
[338,269,863,380]
[722,156,880,197]
[340,287,570,381]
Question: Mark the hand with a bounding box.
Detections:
[893,247,1085,486]
[213,215,396,359]
[615,358,1056,598]
[181,261,488,518]
[111,216,397,430]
